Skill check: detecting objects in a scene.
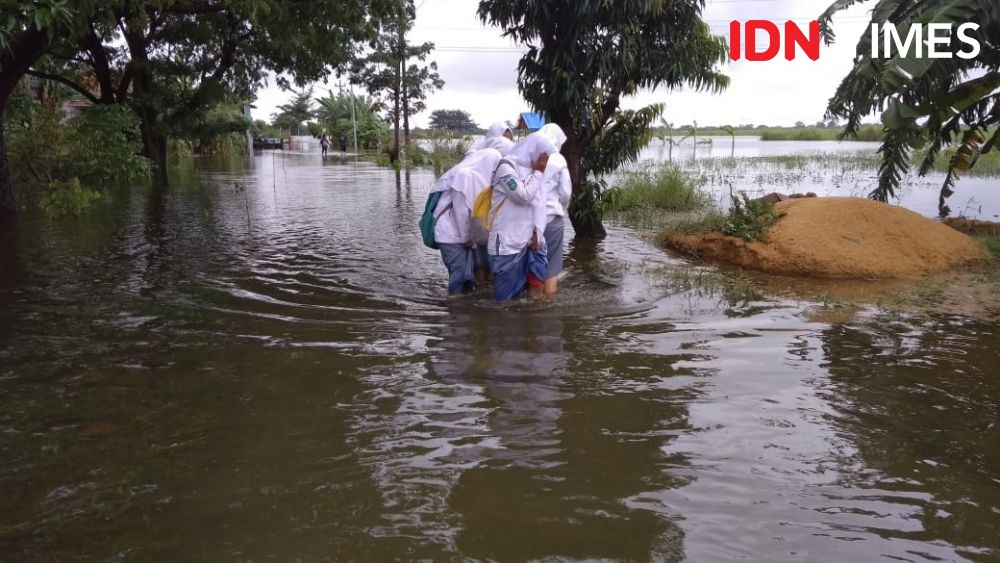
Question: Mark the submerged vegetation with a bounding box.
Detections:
[603,163,783,243]
[603,165,712,213]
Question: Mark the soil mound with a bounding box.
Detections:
[664,197,987,278]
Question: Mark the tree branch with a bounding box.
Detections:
[0,26,50,103]
[26,70,101,104]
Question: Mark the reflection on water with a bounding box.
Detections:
[0,151,997,561]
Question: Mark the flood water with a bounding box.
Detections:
[642,136,1000,219]
[1,145,998,561]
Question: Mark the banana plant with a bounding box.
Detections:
[820,0,999,216]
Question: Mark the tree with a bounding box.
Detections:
[272,88,316,135]
[351,1,443,163]
[429,109,478,132]
[18,0,393,187]
[820,0,998,216]
[794,121,806,128]
[723,125,735,157]
[315,89,388,150]
[0,0,94,220]
[478,0,728,238]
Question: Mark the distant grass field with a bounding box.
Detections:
[651,124,884,142]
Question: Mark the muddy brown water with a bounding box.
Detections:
[1,152,998,561]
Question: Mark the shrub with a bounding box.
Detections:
[39,178,102,219]
[67,105,150,187]
[722,193,784,242]
[7,101,149,212]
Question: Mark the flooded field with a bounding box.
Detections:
[639,136,1000,219]
[1,144,998,561]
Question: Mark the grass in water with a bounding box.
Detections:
[603,164,712,213]
[757,124,884,142]
[979,235,1000,256]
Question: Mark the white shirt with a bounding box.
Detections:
[488,161,543,256]
[544,154,572,220]
[433,167,489,245]
[433,191,470,245]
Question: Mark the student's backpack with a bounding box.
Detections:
[470,160,512,245]
[419,191,452,249]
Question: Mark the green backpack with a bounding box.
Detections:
[419,191,453,249]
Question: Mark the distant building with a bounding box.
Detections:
[516,112,546,133]
[61,99,93,123]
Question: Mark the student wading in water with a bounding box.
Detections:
[432,148,503,294]
[488,134,558,302]
[535,124,571,296]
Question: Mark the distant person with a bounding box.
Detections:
[468,122,514,156]
[320,133,330,157]
[536,124,572,296]
[431,149,503,295]
[339,134,348,153]
[487,133,556,302]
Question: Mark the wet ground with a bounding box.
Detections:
[0,147,997,561]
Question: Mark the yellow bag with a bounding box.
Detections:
[470,187,504,245]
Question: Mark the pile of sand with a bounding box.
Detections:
[663,197,988,279]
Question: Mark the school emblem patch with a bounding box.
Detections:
[506,178,518,191]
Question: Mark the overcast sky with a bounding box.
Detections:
[251,0,875,128]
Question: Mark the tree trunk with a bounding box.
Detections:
[134,94,168,186]
[0,116,15,222]
[390,62,401,164]
[562,132,606,240]
[402,70,410,154]
[124,27,168,185]
[402,52,410,156]
[0,26,51,224]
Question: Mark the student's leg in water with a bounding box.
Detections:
[492,251,529,302]
[543,217,564,296]
[527,270,544,298]
[439,243,475,295]
[527,243,549,300]
[474,246,491,285]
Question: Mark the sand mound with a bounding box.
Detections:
[664,197,987,278]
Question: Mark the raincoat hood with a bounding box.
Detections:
[432,148,502,193]
[486,121,512,139]
[537,124,567,151]
[504,133,557,171]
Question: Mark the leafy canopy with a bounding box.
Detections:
[820,0,999,216]
[429,109,478,132]
[315,89,388,150]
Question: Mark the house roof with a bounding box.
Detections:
[517,112,546,131]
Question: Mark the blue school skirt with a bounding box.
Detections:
[439,243,475,295]
[544,216,565,278]
[491,245,548,302]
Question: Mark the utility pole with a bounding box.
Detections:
[349,79,358,154]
